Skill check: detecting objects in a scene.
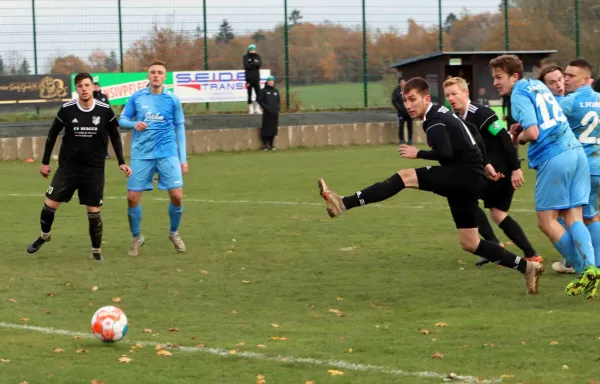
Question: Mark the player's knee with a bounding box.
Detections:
[458,231,479,253]
[168,189,183,205]
[490,209,507,225]
[44,198,61,210]
[127,192,141,208]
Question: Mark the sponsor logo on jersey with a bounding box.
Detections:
[144,111,165,122]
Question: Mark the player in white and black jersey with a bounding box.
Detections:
[26,73,132,261]
[317,77,543,295]
[444,77,541,267]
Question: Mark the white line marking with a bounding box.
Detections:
[0,193,536,212]
[0,321,501,383]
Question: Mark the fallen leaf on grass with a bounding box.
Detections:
[72,336,81,340]
[199,270,208,274]
[143,328,153,333]
[20,382,29,384]
[195,344,205,348]
[0,359,10,363]
[154,345,163,351]
[550,340,559,345]
[256,374,266,384]
[229,350,237,355]
[328,308,345,317]
[419,329,430,335]
[91,380,104,384]
[500,374,515,379]
[242,280,250,284]
[76,349,88,354]
[236,342,245,347]
[306,381,314,384]
[432,338,437,342]
[340,246,355,251]
[328,369,344,376]
[589,380,599,384]
[348,348,353,353]
[232,309,238,314]
[47,292,55,297]
[7,298,16,303]
[65,282,71,286]
[457,260,465,264]
[53,348,64,353]
[43,309,52,314]
[118,356,132,363]
[271,324,280,328]
[112,297,121,303]
[484,343,495,348]
[168,327,180,333]
[157,350,172,356]
[562,365,569,370]
[257,344,266,348]
[432,352,444,359]
[20,318,29,322]
[270,336,290,341]
[134,343,144,349]
[435,322,448,327]
[92,286,98,292]
[522,341,527,345]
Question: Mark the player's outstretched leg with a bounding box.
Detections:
[88,210,103,261]
[318,172,406,217]
[27,201,58,254]
[495,213,542,263]
[474,207,503,267]
[168,188,185,252]
[127,192,145,256]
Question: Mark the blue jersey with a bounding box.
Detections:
[560,85,600,175]
[554,95,565,103]
[119,87,187,162]
[510,78,580,169]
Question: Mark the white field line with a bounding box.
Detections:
[0,321,501,383]
[0,193,536,212]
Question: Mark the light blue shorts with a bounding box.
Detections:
[128,156,183,192]
[583,175,600,219]
[535,147,590,211]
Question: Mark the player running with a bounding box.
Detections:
[490,54,599,299]
[555,59,600,274]
[317,77,543,295]
[443,77,541,267]
[27,73,131,261]
[118,60,188,256]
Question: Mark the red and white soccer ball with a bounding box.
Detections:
[91,306,129,342]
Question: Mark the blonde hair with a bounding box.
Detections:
[443,77,469,91]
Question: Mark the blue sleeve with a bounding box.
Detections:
[172,95,187,163]
[118,94,137,130]
[511,90,538,129]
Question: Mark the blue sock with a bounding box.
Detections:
[586,222,600,267]
[554,230,584,274]
[557,217,568,231]
[169,203,184,233]
[569,221,595,269]
[128,205,142,238]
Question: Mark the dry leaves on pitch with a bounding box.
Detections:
[168,327,180,333]
[43,309,52,314]
[47,292,55,297]
[419,329,430,335]
[76,349,88,354]
[157,350,173,356]
[20,317,29,323]
[562,365,569,370]
[270,336,290,341]
[7,298,16,303]
[305,381,315,384]
[257,344,266,348]
[143,328,153,333]
[0,359,10,363]
[589,379,599,384]
[271,324,280,328]
[199,270,208,274]
[112,297,121,303]
[432,352,444,359]
[256,374,266,384]
[435,322,448,327]
[155,344,164,351]
[500,374,515,379]
[91,380,104,384]
[328,370,344,376]
[484,343,496,348]
[550,340,559,345]
[92,286,98,292]
[242,280,251,284]
[328,308,345,317]
[52,348,65,353]
[118,355,132,363]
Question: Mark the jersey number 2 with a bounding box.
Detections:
[535,93,567,130]
[579,111,600,144]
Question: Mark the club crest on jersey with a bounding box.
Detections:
[92,116,101,125]
[144,111,165,122]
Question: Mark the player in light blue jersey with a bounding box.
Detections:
[560,59,600,271]
[119,60,188,256]
[490,54,599,300]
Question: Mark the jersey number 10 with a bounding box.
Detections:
[579,111,600,144]
[535,92,567,130]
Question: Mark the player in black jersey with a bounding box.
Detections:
[26,73,132,261]
[444,77,542,267]
[317,77,543,294]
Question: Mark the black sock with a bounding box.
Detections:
[88,212,103,250]
[474,240,527,273]
[476,207,500,243]
[40,204,56,234]
[342,173,405,210]
[499,216,537,258]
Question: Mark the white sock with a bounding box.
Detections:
[92,248,101,253]
[41,232,51,240]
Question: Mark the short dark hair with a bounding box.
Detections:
[74,73,94,86]
[568,58,593,75]
[397,77,405,83]
[148,59,167,70]
[489,54,524,79]
[402,77,430,96]
[537,64,563,82]
[94,82,100,86]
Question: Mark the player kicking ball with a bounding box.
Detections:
[317,77,543,295]
[490,54,599,299]
[118,60,188,256]
[27,73,132,261]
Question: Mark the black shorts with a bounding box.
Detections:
[416,165,486,229]
[482,174,514,212]
[45,167,104,207]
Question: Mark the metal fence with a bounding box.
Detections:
[0,0,598,112]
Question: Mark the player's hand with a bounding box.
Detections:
[119,164,132,177]
[484,164,504,181]
[134,121,148,131]
[40,164,51,178]
[181,162,189,176]
[511,168,525,189]
[502,115,507,121]
[398,144,419,159]
[509,123,522,136]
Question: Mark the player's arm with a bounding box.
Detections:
[391,89,403,111]
[118,95,137,130]
[416,121,453,160]
[41,110,66,165]
[106,111,126,166]
[173,97,187,165]
[511,92,539,143]
[257,88,266,110]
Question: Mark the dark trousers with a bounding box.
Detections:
[261,135,275,149]
[247,81,260,104]
[398,116,413,144]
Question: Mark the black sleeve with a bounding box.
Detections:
[257,89,266,110]
[243,55,251,71]
[106,111,125,166]
[497,128,520,170]
[42,112,65,165]
[276,90,281,112]
[463,119,490,166]
[416,122,453,160]
[254,54,262,69]
[391,89,403,111]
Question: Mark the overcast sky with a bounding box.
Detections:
[0,0,499,73]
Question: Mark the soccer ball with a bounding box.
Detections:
[91,306,129,342]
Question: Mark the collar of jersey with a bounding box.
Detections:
[142,86,168,95]
[76,99,96,112]
[423,102,433,121]
[574,85,593,95]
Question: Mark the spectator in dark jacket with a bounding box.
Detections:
[257,76,280,151]
[93,82,109,104]
[391,77,413,144]
[243,44,263,115]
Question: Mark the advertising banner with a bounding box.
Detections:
[173,69,271,103]
[71,72,174,105]
[0,75,71,107]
